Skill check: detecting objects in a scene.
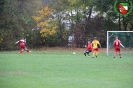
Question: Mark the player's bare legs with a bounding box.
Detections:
[114,51,121,58]
[84,49,87,56]
[19,47,31,55]
[114,48,121,58]
[95,51,98,57]
[92,51,96,58]
[119,52,121,58]
[114,51,116,58]
[84,50,91,56]
[92,50,98,58]
[25,47,31,53]
[19,49,24,55]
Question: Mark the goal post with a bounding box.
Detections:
[106,31,133,56]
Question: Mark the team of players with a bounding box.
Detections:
[84,36,124,58]
[16,36,124,58]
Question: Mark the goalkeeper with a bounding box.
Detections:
[113,36,124,58]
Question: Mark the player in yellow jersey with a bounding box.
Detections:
[92,37,101,58]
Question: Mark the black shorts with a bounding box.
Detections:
[86,50,92,53]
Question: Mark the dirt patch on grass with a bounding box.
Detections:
[0,72,29,75]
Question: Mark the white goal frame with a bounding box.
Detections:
[106,31,133,56]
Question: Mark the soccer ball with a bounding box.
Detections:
[73,52,76,54]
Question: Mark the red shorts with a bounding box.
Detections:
[93,48,98,51]
[114,47,120,52]
[88,48,92,52]
[20,45,26,49]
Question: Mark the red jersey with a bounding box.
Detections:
[87,43,92,51]
[16,39,26,46]
[114,39,121,48]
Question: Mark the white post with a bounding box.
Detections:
[106,31,109,56]
[106,31,133,56]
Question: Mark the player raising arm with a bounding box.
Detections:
[92,37,101,58]
[15,38,31,55]
[113,36,124,58]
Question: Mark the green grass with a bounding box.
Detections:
[0,48,133,88]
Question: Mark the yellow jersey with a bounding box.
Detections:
[92,40,100,49]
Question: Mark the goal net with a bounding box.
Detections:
[106,31,133,56]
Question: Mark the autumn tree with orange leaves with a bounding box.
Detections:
[32,6,58,45]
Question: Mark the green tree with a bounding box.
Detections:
[0,0,42,50]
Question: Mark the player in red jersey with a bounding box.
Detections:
[84,40,92,56]
[113,36,124,58]
[15,38,31,54]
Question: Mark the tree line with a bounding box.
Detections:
[0,0,133,50]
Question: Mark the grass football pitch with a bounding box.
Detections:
[0,48,133,88]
